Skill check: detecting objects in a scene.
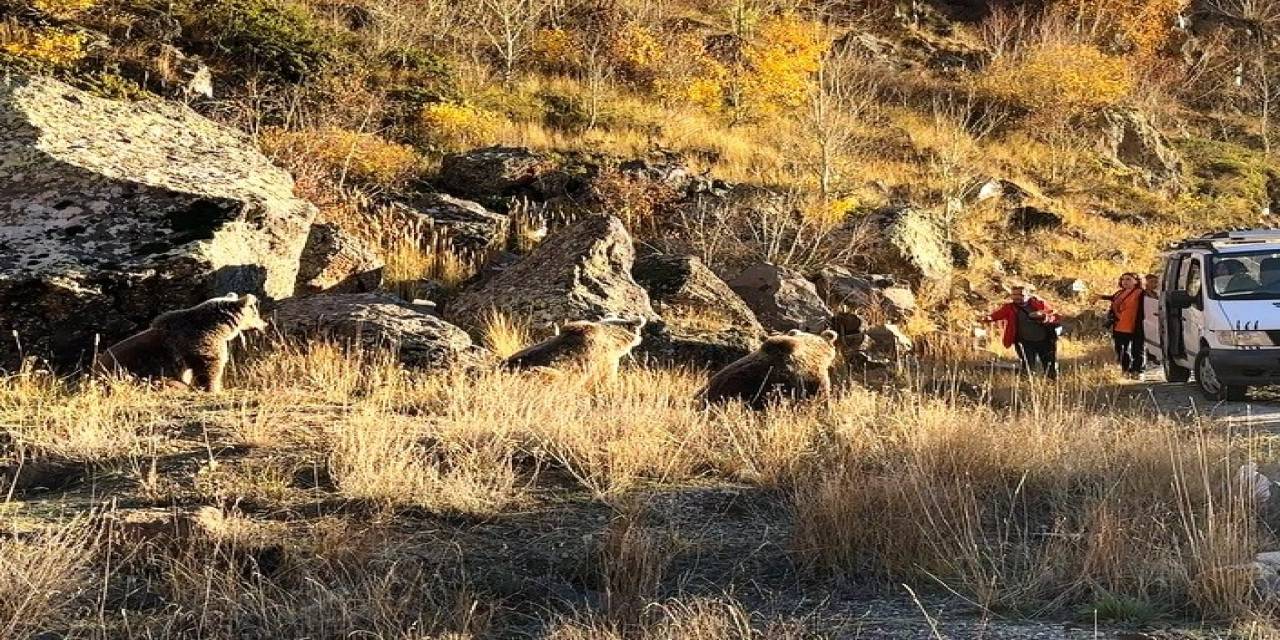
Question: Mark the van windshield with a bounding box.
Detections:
[1209,251,1280,299]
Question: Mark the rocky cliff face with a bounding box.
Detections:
[0,75,316,369]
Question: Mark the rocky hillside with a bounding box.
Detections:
[6,0,1280,346]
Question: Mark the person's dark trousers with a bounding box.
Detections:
[1015,339,1058,379]
[1112,331,1144,374]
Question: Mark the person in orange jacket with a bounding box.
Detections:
[1092,272,1145,379]
[983,285,1059,379]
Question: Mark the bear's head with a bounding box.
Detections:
[232,294,269,332]
[597,316,646,350]
[762,329,838,367]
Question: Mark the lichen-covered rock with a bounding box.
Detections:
[390,192,509,252]
[869,206,952,284]
[294,223,383,295]
[631,253,762,368]
[728,262,831,333]
[0,75,316,369]
[271,293,489,370]
[448,215,655,329]
[437,146,547,200]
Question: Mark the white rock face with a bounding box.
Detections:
[0,74,316,368]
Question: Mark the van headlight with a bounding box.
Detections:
[1215,330,1274,347]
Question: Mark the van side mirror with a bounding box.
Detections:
[1167,289,1195,309]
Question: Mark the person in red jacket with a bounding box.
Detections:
[984,285,1059,379]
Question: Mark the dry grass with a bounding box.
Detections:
[0,516,99,637]
[0,335,1274,634]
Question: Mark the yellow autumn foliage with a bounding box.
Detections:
[1,28,86,68]
[261,127,422,189]
[979,42,1132,121]
[32,0,97,17]
[418,102,503,151]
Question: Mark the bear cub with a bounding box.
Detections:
[504,316,646,382]
[701,329,838,410]
[96,293,268,392]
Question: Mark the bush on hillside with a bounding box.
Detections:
[179,0,335,83]
[417,102,504,152]
[978,42,1132,124]
[261,127,423,191]
[0,26,86,69]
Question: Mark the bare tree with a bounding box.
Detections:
[1204,0,1280,152]
[470,0,559,85]
[803,47,879,198]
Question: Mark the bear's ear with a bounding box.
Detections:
[220,292,239,301]
[821,329,838,344]
[787,329,802,336]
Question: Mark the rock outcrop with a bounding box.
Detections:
[869,206,953,284]
[728,262,831,333]
[1092,108,1184,190]
[0,75,316,369]
[271,293,488,370]
[448,215,655,328]
[632,253,762,368]
[437,146,547,200]
[810,266,917,322]
[294,223,383,295]
[390,192,509,252]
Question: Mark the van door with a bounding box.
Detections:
[1160,255,1184,359]
[1180,257,1206,364]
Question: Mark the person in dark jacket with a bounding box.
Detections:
[984,286,1059,379]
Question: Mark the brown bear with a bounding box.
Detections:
[95,293,268,392]
[504,316,646,383]
[700,329,839,409]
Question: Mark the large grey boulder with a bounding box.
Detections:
[632,254,760,333]
[631,253,762,368]
[294,223,383,295]
[448,214,655,329]
[728,262,831,333]
[389,192,509,252]
[271,293,488,370]
[437,146,547,200]
[0,75,316,369]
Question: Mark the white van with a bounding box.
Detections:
[1149,230,1280,401]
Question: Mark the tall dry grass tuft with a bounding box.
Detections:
[790,385,1256,618]
[327,407,522,515]
[0,517,99,637]
[480,310,532,359]
[598,501,673,628]
[547,596,810,639]
[0,372,169,460]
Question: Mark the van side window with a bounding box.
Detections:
[1185,259,1202,298]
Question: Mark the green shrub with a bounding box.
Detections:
[179,0,334,82]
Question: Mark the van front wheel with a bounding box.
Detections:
[1195,351,1247,401]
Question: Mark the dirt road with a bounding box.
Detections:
[1125,370,1280,432]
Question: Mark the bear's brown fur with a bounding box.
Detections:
[95,293,268,392]
[701,329,838,409]
[504,317,646,382]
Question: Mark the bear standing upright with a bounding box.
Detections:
[701,329,838,410]
[95,293,268,392]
